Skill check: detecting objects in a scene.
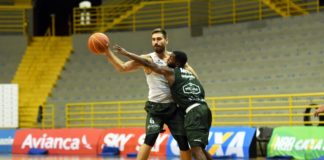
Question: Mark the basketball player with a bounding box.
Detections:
[314,105,324,117]
[114,46,212,160]
[104,28,195,160]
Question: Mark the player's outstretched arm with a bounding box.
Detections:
[114,45,173,77]
[314,106,324,117]
[104,48,142,72]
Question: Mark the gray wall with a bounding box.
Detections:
[0,35,27,83]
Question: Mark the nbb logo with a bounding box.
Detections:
[167,127,256,158]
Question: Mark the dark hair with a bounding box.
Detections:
[152,28,167,38]
[173,51,187,67]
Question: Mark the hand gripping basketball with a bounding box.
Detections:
[88,32,110,55]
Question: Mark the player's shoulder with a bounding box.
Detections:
[142,52,155,56]
[141,53,153,74]
[140,53,153,61]
[140,53,150,57]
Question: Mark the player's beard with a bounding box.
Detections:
[153,45,165,54]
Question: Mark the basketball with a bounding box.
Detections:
[88,32,109,55]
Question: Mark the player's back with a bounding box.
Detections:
[171,67,205,109]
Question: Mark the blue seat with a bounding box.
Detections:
[100,146,120,157]
[28,148,48,155]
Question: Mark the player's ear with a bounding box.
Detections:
[165,38,168,45]
[175,62,180,67]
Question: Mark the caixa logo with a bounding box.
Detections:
[21,134,92,150]
[167,132,246,156]
[167,127,255,158]
[207,131,246,157]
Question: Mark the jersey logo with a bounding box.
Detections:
[155,59,165,65]
[147,117,160,130]
[183,83,201,94]
[149,117,155,124]
[193,139,202,142]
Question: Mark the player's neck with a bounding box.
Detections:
[155,50,168,59]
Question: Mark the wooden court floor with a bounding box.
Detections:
[0,154,181,160]
[0,154,268,160]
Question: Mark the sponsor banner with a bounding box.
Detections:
[166,134,183,157]
[0,129,16,153]
[12,128,104,155]
[206,127,256,158]
[98,128,170,156]
[166,127,256,158]
[267,126,324,159]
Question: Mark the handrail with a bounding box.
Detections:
[72,0,323,33]
[0,5,31,34]
[209,0,323,25]
[73,0,191,33]
[65,92,324,128]
[41,104,55,128]
[0,5,31,9]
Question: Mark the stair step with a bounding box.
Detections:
[13,36,72,128]
[19,122,38,128]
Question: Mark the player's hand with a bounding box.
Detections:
[102,48,112,56]
[113,44,128,55]
[314,106,324,117]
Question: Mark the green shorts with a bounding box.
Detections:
[145,101,186,136]
[184,103,212,148]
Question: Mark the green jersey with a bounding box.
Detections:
[171,67,205,110]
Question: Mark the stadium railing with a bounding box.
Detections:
[73,0,192,33]
[65,92,324,128]
[41,104,55,128]
[208,0,324,26]
[0,4,31,34]
[72,0,324,33]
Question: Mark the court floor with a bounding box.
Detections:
[0,154,268,160]
[0,154,181,160]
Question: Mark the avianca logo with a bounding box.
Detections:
[21,134,92,150]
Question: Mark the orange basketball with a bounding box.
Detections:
[88,32,109,55]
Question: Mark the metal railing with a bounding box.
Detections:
[207,92,324,126]
[14,0,32,5]
[0,5,31,34]
[73,0,324,33]
[208,0,324,26]
[41,104,55,128]
[73,0,191,33]
[66,100,146,128]
[65,92,324,128]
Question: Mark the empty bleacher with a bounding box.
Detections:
[48,12,324,127]
[187,12,324,97]
[0,35,27,83]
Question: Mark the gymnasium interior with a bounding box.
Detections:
[1,0,324,159]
